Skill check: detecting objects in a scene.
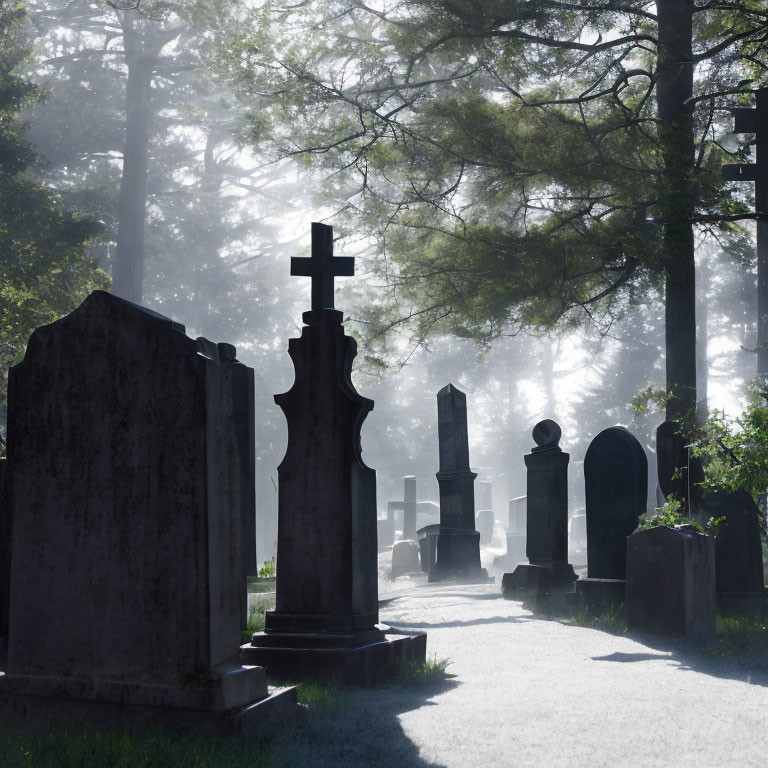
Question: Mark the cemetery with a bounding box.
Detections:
[3,1,768,765]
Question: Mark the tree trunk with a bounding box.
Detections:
[696,254,709,422]
[112,18,154,304]
[656,0,697,421]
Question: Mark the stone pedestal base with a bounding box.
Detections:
[242,629,427,686]
[428,529,490,583]
[502,562,577,598]
[575,578,626,609]
[0,666,295,734]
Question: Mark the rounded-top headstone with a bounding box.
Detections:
[532,419,561,452]
[584,426,648,579]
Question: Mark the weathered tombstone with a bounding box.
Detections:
[391,540,422,578]
[428,384,489,583]
[584,426,647,580]
[0,291,292,727]
[700,491,764,594]
[199,338,258,578]
[508,495,527,535]
[502,420,576,596]
[417,524,441,573]
[480,481,493,511]
[242,224,425,683]
[0,458,8,668]
[626,526,715,638]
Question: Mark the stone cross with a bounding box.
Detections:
[291,222,354,310]
[243,223,426,683]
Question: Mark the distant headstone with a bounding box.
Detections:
[626,526,715,637]
[429,384,489,583]
[417,524,441,573]
[476,509,494,546]
[569,514,587,543]
[584,426,647,579]
[508,496,527,534]
[700,491,764,593]
[0,291,287,726]
[392,540,422,578]
[503,420,576,595]
[242,223,425,684]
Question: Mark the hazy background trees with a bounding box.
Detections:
[2,0,766,558]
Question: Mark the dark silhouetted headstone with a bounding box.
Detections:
[243,224,425,683]
[0,458,8,668]
[429,384,489,583]
[584,426,647,579]
[700,491,764,593]
[0,291,290,726]
[656,421,686,500]
[417,524,441,573]
[503,420,576,595]
[626,526,715,637]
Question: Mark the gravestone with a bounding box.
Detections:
[502,420,576,596]
[493,495,527,572]
[584,426,647,579]
[700,491,764,593]
[242,223,425,683]
[476,480,494,545]
[391,540,422,578]
[0,291,292,727]
[626,526,715,637]
[0,458,8,668]
[417,524,441,573]
[428,384,489,583]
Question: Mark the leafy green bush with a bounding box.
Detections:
[258,556,276,579]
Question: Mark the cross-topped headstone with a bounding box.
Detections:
[291,222,354,310]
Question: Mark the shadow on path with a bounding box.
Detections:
[510,595,768,689]
[266,675,458,768]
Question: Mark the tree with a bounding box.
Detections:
[0,4,108,450]
[224,0,768,420]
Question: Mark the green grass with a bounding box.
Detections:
[394,655,452,687]
[0,717,279,768]
[702,611,768,666]
[241,594,276,643]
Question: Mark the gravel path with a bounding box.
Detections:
[374,582,768,768]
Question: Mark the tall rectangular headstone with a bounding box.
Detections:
[242,223,425,683]
[502,420,576,595]
[0,291,286,724]
[0,458,8,667]
[429,384,489,583]
[700,491,764,593]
